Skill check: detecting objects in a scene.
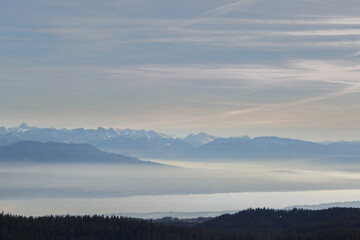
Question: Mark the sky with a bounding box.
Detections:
[1,0,360,141]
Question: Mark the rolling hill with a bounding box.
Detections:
[0,141,163,165]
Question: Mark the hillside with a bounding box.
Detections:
[2,208,360,240]
[0,213,234,240]
[0,141,162,165]
[181,137,360,160]
[199,208,360,239]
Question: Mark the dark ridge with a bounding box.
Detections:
[2,208,360,240]
[0,213,234,240]
[0,141,163,165]
[198,207,360,239]
[181,136,360,159]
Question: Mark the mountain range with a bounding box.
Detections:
[180,136,360,160]
[284,201,360,210]
[0,123,217,158]
[1,123,360,160]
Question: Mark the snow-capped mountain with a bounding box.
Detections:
[0,124,209,158]
[184,132,217,147]
[7,123,34,133]
[0,124,171,144]
[116,128,171,139]
[0,127,7,136]
[2,123,360,161]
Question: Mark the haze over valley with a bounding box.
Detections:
[1,124,360,216]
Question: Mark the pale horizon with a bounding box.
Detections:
[1,121,360,142]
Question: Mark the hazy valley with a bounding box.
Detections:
[1,124,360,217]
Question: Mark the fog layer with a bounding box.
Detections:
[1,159,360,200]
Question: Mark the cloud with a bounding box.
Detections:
[201,0,259,17]
[2,1,360,139]
[26,16,360,52]
[1,60,360,139]
[4,14,360,55]
[279,29,360,36]
[350,51,360,57]
[3,59,359,90]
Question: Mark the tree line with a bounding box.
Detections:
[0,213,235,240]
[2,208,360,240]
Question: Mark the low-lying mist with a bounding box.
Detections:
[1,158,360,216]
[1,159,360,200]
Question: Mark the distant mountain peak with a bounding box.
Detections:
[192,132,210,137]
[19,123,31,129]
[184,132,217,147]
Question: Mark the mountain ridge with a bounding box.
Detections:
[284,201,360,210]
[0,124,218,158]
[0,140,163,165]
[1,124,360,160]
[181,136,360,160]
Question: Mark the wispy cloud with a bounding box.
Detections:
[13,15,360,52]
[350,51,360,57]
[201,0,259,17]
[3,59,359,89]
[2,0,360,139]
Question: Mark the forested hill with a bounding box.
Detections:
[199,208,360,239]
[0,213,235,240]
[2,208,360,240]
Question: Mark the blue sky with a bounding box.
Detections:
[1,0,360,140]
